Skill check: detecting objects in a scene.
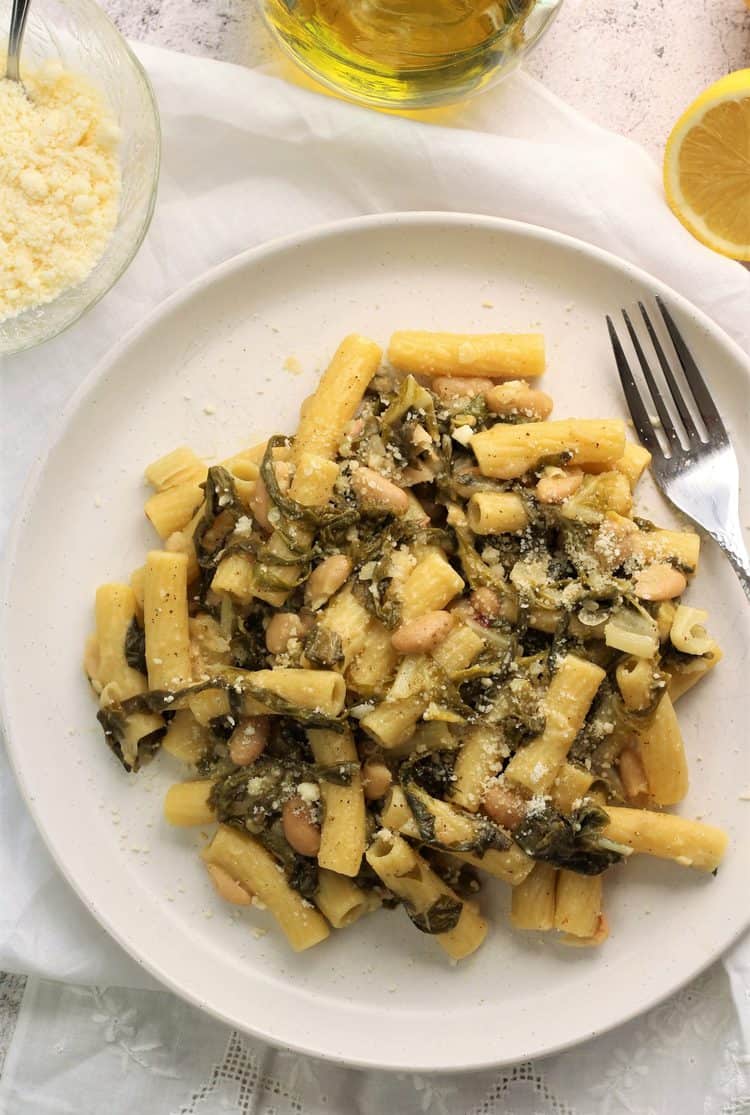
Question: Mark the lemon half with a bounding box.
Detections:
[664,69,750,260]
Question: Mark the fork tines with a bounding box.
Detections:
[606,297,728,459]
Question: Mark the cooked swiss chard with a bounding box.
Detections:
[514,803,623,875]
[405,894,463,935]
[124,617,147,676]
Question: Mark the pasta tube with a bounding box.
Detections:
[637,693,688,806]
[308,728,366,877]
[382,787,535,886]
[164,780,216,826]
[615,442,652,489]
[467,492,528,534]
[471,419,626,480]
[237,668,346,717]
[162,710,212,765]
[315,870,379,928]
[203,826,330,951]
[549,762,596,814]
[602,807,728,872]
[291,452,340,508]
[667,643,723,701]
[431,623,485,675]
[347,619,399,696]
[145,480,205,539]
[380,785,420,838]
[186,668,346,723]
[630,529,701,574]
[145,446,205,491]
[399,550,465,622]
[388,331,545,379]
[504,656,606,796]
[449,845,536,886]
[318,585,372,670]
[510,863,557,930]
[290,334,381,490]
[451,724,507,812]
[94,584,149,698]
[143,551,192,691]
[92,584,163,767]
[366,832,487,960]
[553,871,602,938]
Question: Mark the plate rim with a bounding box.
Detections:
[2,210,749,1073]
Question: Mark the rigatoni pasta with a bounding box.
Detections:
[308,728,366,877]
[203,826,330,951]
[471,418,627,479]
[84,326,728,960]
[388,330,545,379]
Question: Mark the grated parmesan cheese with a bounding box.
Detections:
[0,58,120,323]
[452,424,475,447]
[526,794,548,817]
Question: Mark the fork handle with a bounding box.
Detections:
[713,529,750,604]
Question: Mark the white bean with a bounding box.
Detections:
[205,863,253,905]
[229,716,270,766]
[535,468,584,504]
[362,760,392,801]
[266,613,305,655]
[432,376,494,401]
[391,610,455,654]
[486,381,553,420]
[482,781,527,831]
[282,796,321,857]
[618,748,649,802]
[351,467,409,516]
[248,462,293,532]
[305,554,352,610]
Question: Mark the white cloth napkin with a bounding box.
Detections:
[1,40,749,1113]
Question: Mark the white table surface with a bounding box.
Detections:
[1,0,748,1083]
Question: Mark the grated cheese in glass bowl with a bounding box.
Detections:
[0,0,160,356]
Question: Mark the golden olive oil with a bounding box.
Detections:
[262,0,538,108]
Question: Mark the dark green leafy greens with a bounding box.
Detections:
[304,625,344,668]
[124,617,147,676]
[96,708,164,773]
[405,894,463,935]
[514,803,622,876]
[209,756,310,828]
[193,466,244,572]
[259,821,319,899]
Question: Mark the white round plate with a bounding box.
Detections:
[3,213,749,1073]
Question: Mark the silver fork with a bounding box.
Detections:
[606,296,750,602]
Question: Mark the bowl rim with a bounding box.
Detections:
[0,25,161,358]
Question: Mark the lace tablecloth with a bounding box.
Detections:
[1,36,749,1115]
[0,965,749,1113]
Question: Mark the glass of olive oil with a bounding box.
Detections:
[260,0,562,109]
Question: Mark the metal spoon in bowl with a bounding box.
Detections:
[6,0,32,85]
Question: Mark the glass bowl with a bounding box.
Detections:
[259,0,563,110]
[0,0,160,357]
